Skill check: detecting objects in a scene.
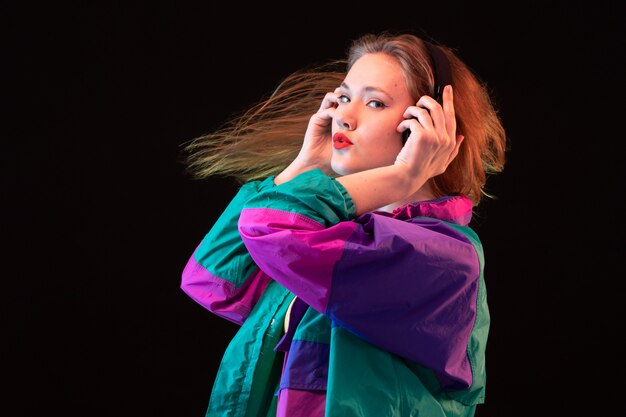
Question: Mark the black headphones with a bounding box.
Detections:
[402,41,453,143]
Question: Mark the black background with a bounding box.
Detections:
[4,2,624,417]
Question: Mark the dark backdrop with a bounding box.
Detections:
[5,2,624,417]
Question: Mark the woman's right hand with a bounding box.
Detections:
[275,89,340,184]
[299,88,343,171]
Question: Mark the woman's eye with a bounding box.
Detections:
[367,100,386,109]
[338,95,350,103]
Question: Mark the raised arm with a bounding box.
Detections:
[238,169,483,389]
[276,85,463,215]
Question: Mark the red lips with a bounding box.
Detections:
[333,132,353,149]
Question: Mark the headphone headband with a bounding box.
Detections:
[423,41,453,104]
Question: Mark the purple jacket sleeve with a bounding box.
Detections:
[238,169,482,389]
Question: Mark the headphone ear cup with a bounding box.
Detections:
[433,85,445,106]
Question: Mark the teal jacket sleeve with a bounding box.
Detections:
[180,176,277,325]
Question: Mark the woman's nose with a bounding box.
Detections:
[335,106,356,131]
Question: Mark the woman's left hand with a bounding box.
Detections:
[395,85,464,193]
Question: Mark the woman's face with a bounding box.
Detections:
[331,52,415,176]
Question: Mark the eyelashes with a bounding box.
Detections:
[368,100,386,109]
[337,94,387,109]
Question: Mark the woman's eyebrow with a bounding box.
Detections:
[340,82,392,99]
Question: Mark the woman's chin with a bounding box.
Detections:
[330,163,352,176]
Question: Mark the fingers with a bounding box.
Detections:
[444,135,464,169]
[441,85,457,139]
[413,95,443,131]
[313,106,336,123]
[318,88,342,112]
[311,89,340,127]
[410,85,456,134]
[399,86,462,178]
[402,106,435,131]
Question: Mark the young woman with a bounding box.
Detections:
[181,31,506,417]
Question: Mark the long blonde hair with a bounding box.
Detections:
[181,31,506,205]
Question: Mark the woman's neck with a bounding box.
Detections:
[378,181,436,213]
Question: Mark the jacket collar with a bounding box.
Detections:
[375,195,473,226]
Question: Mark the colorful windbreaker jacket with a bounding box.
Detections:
[181,168,489,417]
